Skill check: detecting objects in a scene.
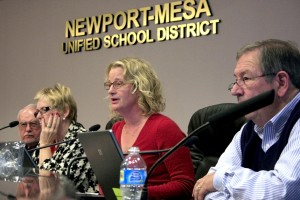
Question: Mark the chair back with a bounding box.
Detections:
[188,103,247,180]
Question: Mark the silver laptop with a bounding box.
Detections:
[78,130,124,200]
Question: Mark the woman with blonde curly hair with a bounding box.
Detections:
[104,57,195,200]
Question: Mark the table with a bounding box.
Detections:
[0,166,77,200]
[0,166,108,200]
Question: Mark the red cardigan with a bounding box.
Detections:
[113,113,195,200]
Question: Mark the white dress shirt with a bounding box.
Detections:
[205,92,300,200]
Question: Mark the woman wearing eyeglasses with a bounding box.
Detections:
[31,83,99,194]
[104,57,195,200]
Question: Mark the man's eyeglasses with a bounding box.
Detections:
[34,106,52,117]
[19,121,40,129]
[228,73,276,91]
[104,80,127,90]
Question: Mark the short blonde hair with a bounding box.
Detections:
[34,83,77,121]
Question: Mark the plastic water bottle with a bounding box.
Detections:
[120,146,147,200]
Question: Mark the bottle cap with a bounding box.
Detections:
[128,146,140,153]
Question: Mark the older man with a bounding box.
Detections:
[17,104,41,150]
[193,39,300,199]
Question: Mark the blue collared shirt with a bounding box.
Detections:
[205,92,300,200]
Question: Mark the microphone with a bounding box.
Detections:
[89,124,101,132]
[0,121,19,131]
[208,89,275,126]
[28,128,196,154]
[28,125,101,152]
[125,138,199,156]
[140,89,275,200]
[27,139,76,152]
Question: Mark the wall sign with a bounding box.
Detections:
[62,0,221,54]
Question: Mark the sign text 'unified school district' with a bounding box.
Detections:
[62,0,221,54]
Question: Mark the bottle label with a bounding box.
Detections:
[120,169,147,185]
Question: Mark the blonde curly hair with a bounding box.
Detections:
[105,57,166,118]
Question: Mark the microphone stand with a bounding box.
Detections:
[27,139,76,152]
[140,89,275,200]
[28,124,101,152]
[0,121,19,131]
[0,126,10,131]
[140,122,211,200]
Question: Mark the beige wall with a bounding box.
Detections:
[1,0,300,141]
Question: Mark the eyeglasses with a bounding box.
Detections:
[19,120,40,129]
[104,80,127,90]
[34,106,52,117]
[228,73,276,91]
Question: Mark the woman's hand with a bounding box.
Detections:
[39,113,61,146]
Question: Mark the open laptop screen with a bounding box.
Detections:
[78,130,124,200]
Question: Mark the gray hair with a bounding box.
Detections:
[237,39,300,88]
[17,104,37,120]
